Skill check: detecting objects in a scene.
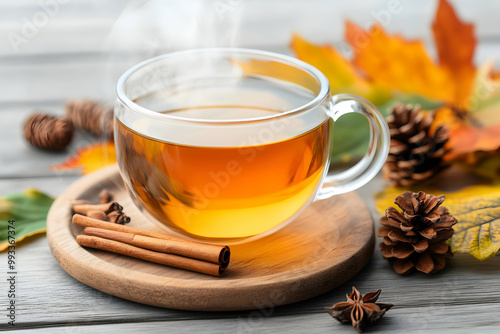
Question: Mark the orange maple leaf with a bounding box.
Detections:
[435,106,500,161]
[291,33,367,91]
[291,0,477,107]
[448,123,500,160]
[345,20,455,104]
[432,0,477,107]
[51,141,116,174]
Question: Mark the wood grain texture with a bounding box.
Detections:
[2,0,500,58]
[46,164,375,311]
[9,305,500,334]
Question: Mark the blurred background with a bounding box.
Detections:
[2,0,500,104]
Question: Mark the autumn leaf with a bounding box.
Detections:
[341,0,476,105]
[429,2,500,169]
[446,122,500,161]
[291,33,358,89]
[345,21,455,103]
[0,189,54,251]
[455,151,500,183]
[432,62,500,161]
[51,141,116,174]
[429,3,500,161]
[290,34,391,106]
[375,184,500,260]
[290,0,491,164]
[432,106,500,162]
[432,0,476,106]
[290,34,394,162]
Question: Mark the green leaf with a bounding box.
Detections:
[375,184,500,261]
[376,93,445,114]
[330,112,370,163]
[0,189,54,251]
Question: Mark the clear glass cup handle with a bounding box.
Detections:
[316,94,390,200]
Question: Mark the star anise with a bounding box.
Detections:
[326,287,393,333]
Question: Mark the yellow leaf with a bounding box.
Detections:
[290,33,391,105]
[345,21,455,103]
[51,141,116,174]
[375,184,500,260]
[291,33,362,89]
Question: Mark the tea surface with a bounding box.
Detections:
[116,112,329,239]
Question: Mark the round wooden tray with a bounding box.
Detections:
[47,164,375,311]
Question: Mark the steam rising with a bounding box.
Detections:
[104,0,245,97]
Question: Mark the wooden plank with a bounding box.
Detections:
[1,201,500,326]
[7,307,500,334]
[0,58,128,105]
[0,0,127,56]
[0,175,80,197]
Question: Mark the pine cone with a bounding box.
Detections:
[378,191,457,274]
[65,99,114,138]
[383,104,449,186]
[23,113,74,151]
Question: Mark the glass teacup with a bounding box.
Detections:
[114,48,389,242]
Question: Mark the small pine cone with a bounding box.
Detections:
[378,191,457,274]
[66,99,114,138]
[23,113,74,151]
[383,104,449,186]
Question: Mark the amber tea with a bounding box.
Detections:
[116,78,330,239]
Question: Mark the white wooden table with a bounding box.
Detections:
[1,1,500,332]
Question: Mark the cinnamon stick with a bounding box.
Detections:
[72,214,230,265]
[106,211,130,225]
[86,209,107,221]
[84,227,229,270]
[76,235,225,276]
[73,202,123,215]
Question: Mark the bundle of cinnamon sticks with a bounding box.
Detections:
[72,191,230,277]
